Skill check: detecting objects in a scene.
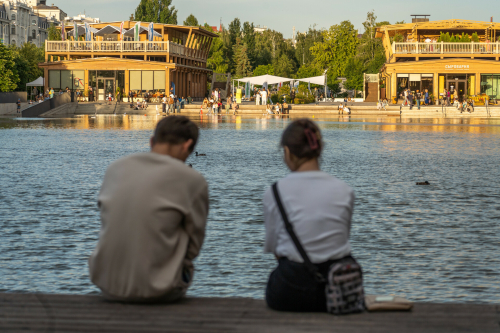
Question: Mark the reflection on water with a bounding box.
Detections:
[1,115,499,304]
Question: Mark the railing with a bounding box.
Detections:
[393,42,500,55]
[46,41,205,60]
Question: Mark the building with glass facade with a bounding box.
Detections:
[39,21,218,101]
[376,19,500,104]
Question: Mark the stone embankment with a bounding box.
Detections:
[23,101,500,118]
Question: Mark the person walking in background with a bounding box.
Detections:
[49,88,54,99]
[261,88,268,106]
[16,98,21,114]
[187,96,192,104]
[408,90,414,110]
[175,96,181,114]
[314,87,320,105]
[290,88,296,104]
[162,94,167,114]
[263,119,362,312]
[256,89,261,105]
[424,89,429,106]
[168,93,175,114]
[416,90,421,110]
[89,116,209,303]
[89,86,94,102]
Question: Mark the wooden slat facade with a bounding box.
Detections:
[40,21,218,100]
[377,19,500,102]
[0,293,499,332]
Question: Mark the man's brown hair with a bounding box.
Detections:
[153,116,199,152]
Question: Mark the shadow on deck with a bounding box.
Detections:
[1,293,499,332]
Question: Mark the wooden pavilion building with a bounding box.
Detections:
[38,21,219,101]
[376,19,500,103]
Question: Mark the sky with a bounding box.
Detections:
[60,0,498,38]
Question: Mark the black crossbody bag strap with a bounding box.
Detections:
[272,183,325,283]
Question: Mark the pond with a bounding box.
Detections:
[1,115,499,303]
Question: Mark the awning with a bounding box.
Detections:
[26,77,44,87]
[295,75,326,85]
[94,25,121,36]
[123,26,162,37]
[68,25,99,36]
[235,74,293,85]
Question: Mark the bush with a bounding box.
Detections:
[294,93,315,104]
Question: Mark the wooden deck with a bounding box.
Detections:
[1,293,499,332]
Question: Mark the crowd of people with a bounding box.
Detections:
[201,88,239,115]
[399,88,431,110]
[89,116,365,314]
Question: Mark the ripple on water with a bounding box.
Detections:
[0,115,499,303]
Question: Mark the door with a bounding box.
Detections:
[456,81,466,102]
[105,79,114,100]
[98,79,105,101]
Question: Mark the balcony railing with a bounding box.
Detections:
[393,42,500,55]
[46,41,206,60]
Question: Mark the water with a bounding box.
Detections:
[1,115,500,303]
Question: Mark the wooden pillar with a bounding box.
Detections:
[44,68,49,93]
[433,73,439,104]
[390,72,397,103]
[125,70,130,96]
[475,72,481,96]
[166,68,171,95]
[84,70,89,95]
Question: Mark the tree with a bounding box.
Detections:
[295,26,323,66]
[48,23,61,41]
[207,35,228,73]
[344,58,364,92]
[14,43,45,91]
[273,54,295,77]
[134,0,177,24]
[242,21,255,65]
[0,44,19,91]
[232,38,252,77]
[253,64,274,76]
[183,14,198,27]
[311,20,359,78]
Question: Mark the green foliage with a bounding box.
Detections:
[344,58,364,91]
[48,23,61,41]
[13,43,45,90]
[450,34,457,43]
[295,26,323,66]
[0,44,19,91]
[253,64,274,76]
[273,54,295,77]
[310,20,359,78]
[472,32,479,42]
[207,35,228,73]
[295,63,321,79]
[134,0,177,24]
[232,37,252,77]
[183,14,199,26]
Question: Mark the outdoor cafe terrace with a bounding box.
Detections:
[45,41,205,60]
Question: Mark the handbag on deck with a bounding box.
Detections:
[271,183,365,315]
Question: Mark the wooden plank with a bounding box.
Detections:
[0,293,498,333]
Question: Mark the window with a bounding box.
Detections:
[11,14,15,20]
[32,20,37,26]
[480,74,500,99]
[49,70,61,89]
[130,70,166,91]
[32,30,36,39]
[11,26,15,35]
[11,39,16,45]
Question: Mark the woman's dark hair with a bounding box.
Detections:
[153,116,198,152]
[281,119,322,160]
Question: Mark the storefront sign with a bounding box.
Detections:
[445,65,470,71]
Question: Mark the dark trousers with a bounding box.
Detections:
[162,103,166,113]
[266,256,352,312]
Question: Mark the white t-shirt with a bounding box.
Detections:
[261,91,267,100]
[162,96,167,104]
[263,171,354,263]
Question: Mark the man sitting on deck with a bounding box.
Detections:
[89,116,209,303]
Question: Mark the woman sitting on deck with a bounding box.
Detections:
[263,119,362,312]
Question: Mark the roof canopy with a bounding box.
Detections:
[94,25,120,36]
[235,75,293,85]
[376,19,500,37]
[295,75,325,85]
[26,77,44,87]
[123,26,162,37]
